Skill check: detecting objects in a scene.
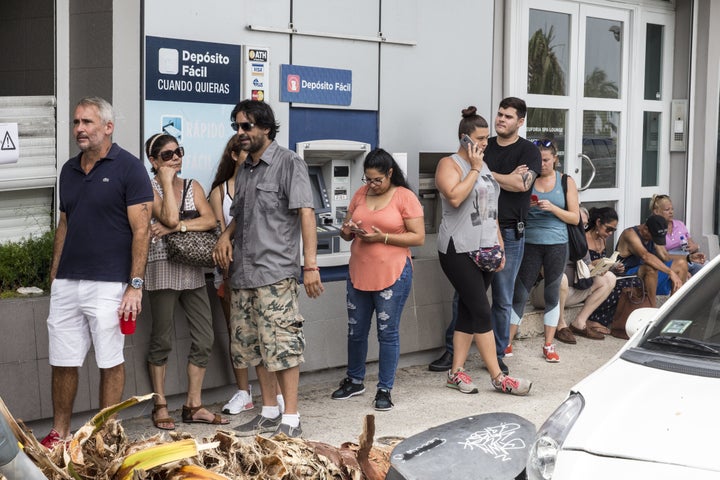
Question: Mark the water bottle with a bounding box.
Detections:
[680,235,689,252]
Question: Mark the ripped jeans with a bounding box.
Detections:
[345,257,413,391]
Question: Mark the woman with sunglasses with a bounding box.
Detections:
[507,138,579,364]
[330,148,425,411]
[435,106,531,396]
[144,133,229,430]
[583,206,642,332]
[650,194,706,276]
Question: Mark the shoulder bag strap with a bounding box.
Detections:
[178,178,190,220]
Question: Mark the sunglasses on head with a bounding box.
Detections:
[157,147,184,161]
[533,139,554,148]
[230,121,255,132]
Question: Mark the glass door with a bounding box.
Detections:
[510,0,674,233]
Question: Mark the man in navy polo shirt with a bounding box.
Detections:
[39,97,153,449]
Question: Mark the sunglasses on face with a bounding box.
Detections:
[157,147,184,161]
[603,224,617,233]
[533,139,553,148]
[230,121,255,132]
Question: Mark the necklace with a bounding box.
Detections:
[591,231,605,252]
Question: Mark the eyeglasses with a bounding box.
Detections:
[157,147,184,161]
[533,139,553,147]
[603,224,617,233]
[362,175,386,185]
[231,121,255,132]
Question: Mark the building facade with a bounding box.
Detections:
[1,0,719,421]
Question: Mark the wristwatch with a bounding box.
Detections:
[180,221,187,233]
[130,277,144,289]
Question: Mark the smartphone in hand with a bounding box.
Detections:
[460,134,475,149]
[351,226,367,235]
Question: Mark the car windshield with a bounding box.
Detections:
[640,263,720,357]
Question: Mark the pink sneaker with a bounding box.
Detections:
[40,428,70,449]
[543,343,560,363]
[504,344,513,357]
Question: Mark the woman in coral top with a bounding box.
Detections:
[330,148,425,411]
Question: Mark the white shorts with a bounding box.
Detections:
[47,279,126,368]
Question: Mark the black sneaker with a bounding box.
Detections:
[428,350,453,372]
[331,377,365,400]
[497,357,509,375]
[373,388,393,411]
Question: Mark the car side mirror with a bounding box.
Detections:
[625,307,659,338]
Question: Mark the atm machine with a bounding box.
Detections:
[297,139,370,267]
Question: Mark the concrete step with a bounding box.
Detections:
[516,294,669,339]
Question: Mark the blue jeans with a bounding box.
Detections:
[345,257,413,391]
[491,228,525,357]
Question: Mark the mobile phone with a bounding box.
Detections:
[351,226,367,235]
[530,194,539,203]
[460,134,475,149]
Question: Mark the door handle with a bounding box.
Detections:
[576,153,596,191]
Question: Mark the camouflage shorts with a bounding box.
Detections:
[229,278,305,372]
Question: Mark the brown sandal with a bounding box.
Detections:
[152,404,175,431]
[181,405,229,425]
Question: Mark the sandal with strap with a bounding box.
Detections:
[151,404,176,431]
[181,405,229,425]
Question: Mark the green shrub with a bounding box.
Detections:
[0,230,54,296]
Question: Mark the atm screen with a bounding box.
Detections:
[307,166,331,214]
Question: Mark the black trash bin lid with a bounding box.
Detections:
[386,412,535,480]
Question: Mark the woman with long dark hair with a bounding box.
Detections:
[330,148,424,411]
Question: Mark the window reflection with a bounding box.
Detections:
[528,9,570,96]
[582,110,619,188]
[527,107,567,168]
[645,24,664,100]
[642,112,661,186]
[585,18,623,99]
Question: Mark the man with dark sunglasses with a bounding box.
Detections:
[615,214,689,306]
[214,100,324,439]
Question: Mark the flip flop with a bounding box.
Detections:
[181,405,229,425]
[152,404,176,430]
[569,323,605,340]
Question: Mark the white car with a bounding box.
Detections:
[527,254,720,479]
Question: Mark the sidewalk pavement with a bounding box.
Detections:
[27,334,625,447]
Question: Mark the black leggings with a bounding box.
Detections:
[438,239,494,334]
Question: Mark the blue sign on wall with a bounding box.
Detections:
[280,64,352,106]
[146,36,241,104]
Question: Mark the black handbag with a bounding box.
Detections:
[561,174,588,262]
[165,179,219,268]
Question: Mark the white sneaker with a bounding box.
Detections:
[222,386,254,415]
[277,394,285,414]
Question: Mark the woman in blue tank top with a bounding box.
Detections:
[507,139,580,363]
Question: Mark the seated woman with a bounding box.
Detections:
[583,206,643,330]
[529,207,616,343]
[650,194,706,276]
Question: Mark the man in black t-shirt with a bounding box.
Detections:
[484,97,541,369]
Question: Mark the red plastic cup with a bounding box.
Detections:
[120,312,136,335]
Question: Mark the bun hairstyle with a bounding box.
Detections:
[458,105,488,139]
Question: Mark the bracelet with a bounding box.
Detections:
[384,233,389,245]
[303,267,320,272]
[470,168,481,174]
